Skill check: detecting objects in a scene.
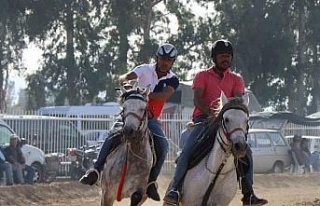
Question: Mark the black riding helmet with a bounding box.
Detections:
[211,39,233,58]
[156,43,178,59]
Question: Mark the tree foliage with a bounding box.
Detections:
[2,0,320,115]
[0,0,27,111]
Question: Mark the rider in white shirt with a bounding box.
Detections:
[80,43,179,201]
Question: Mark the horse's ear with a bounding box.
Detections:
[220,91,229,106]
[242,92,250,106]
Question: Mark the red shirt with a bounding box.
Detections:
[192,67,245,119]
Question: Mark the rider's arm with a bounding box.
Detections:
[232,75,245,97]
[193,87,211,116]
[149,86,175,101]
[119,72,138,83]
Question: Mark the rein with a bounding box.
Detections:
[201,104,249,206]
[117,91,150,201]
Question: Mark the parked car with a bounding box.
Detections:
[247,128,291,173]
[0,119,46,183]
[0,114,86,154]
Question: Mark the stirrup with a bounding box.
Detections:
[87,168,100,176]
[163,189,180,205]
[85,168,100,185]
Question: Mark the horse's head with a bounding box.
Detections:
[119,85,150,141]
[213,92,249,158]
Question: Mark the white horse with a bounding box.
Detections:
[100,87,153,206]
[175,93,249,206]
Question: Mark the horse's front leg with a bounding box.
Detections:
[101,189,114,206]
[131,191,143,206]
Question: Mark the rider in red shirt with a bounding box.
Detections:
[163,39,268,206]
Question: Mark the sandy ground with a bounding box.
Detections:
[0,173,320,206]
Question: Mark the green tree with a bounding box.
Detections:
[0,0,27,111]
[25,0,104,105]
[212,0,320,114]
[25,73,46,110]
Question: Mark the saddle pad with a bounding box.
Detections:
[187,128,216,169]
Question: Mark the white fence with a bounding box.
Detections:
[0,111,191,174]
[2,110,320,176]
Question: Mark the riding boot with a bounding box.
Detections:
[240,148,268,206]
[79,133,121,185]
[242,191,268,206]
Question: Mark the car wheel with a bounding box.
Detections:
[31,162,44,183]
[272,161,284,173]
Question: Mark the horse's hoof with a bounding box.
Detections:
[131,191,143,205]
[146,183,160,201]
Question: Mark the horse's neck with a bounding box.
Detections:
[207,129,235,172]
[127,124,149,152]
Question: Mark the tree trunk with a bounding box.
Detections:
[65,0,79,105]
[295,0,307,116]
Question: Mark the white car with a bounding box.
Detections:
[0,119,46,183]
[247,128,291,173]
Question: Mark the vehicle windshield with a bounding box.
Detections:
[0,124,15,146]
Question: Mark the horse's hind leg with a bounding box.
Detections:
[131,191,143,206]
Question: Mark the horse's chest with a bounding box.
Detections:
[104,144,152,185]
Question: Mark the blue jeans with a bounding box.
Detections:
[24,165,35,184]
[171,116,208,190]
[12,163,25,184]
[240,147,254,195]
[0,162,14,185]
[147,118,168,182]
[94,118,168,183]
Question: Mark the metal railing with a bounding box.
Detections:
[0,110,191,176]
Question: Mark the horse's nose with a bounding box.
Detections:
[123,126,135,136]
[233,138,248,154]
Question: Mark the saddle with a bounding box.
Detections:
[174,123,217,170]
[176,123,250,177]
[187,125,216,169]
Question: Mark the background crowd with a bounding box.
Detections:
[0,135,35,186]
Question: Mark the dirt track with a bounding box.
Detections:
[0,173,320,206]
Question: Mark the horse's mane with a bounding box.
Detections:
[118,89,136,104]
[208,96,249,133]
[118,87,147,105]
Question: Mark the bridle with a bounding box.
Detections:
[217,106,249,154]
[121,92,148,137]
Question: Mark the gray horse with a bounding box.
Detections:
[101,87,153,206]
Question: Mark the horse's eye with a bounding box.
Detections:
[225,118,229,123]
